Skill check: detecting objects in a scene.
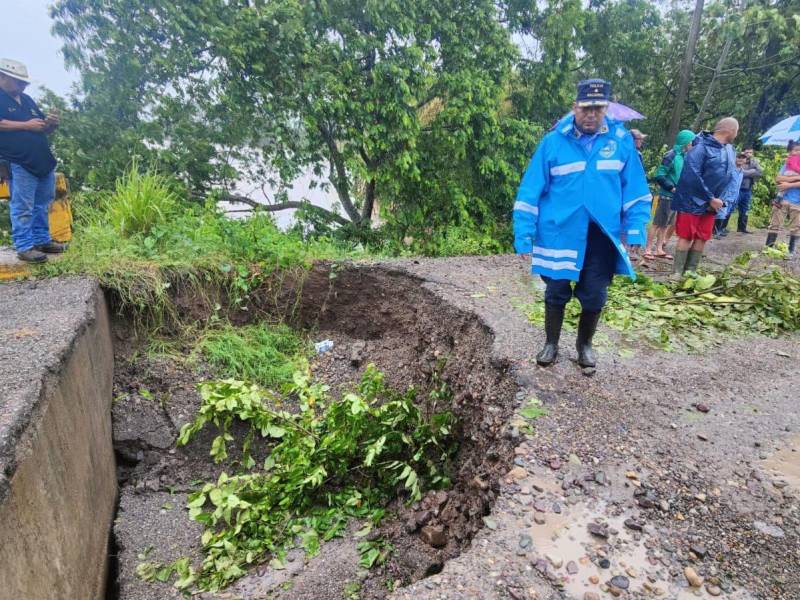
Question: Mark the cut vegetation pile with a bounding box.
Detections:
[521,250,800,352]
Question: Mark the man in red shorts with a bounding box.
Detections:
[670,117,739,274]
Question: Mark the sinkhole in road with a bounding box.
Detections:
[107,265,520,599]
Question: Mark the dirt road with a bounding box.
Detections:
[391,233,799,599]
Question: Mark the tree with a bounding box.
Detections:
[511,0,587,125]
[51,0,530,233]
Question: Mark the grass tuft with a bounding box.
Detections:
[198,323,308,390]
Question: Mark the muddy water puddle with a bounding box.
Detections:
[760,433,800,494]
[521,473,743,600]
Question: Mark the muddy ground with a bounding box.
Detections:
[110,230,799,600]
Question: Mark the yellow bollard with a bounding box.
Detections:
[49,173,73,243]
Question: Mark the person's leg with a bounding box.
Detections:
[654,226,666,253]
[787,205,800,256]
[766,202,784,246]
[537,276,572,366]
[8,164,39,253]
[673,213,694,274]
[713,218,724,238]
[31,169,55,247]
[573,223,616,368]
[644,199,669,256]
[690,240,706,251]
[737,190,752,233]
[665,220,675,246]
[644,222,655,255]
[685,215,713,271]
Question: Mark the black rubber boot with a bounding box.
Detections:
[34,241,67,254]
[765,232,778,247]
[16,249,47,263]
[685,249,703,273]
[536,304,565,366]
[789,235,798,256]
[737,213,750,233]
[576,310,602,368]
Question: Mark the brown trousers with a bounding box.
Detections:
[768,201,800,236]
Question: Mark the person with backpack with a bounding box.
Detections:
[644,129,695,260]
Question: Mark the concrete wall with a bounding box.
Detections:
[0,279,116,600]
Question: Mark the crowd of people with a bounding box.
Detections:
[513,78,800,371]
[638,118,800,270]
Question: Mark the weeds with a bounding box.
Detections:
[103,161,180,237]
[198,323,307,391]
[164,364,456,591]
[40,165,354,331]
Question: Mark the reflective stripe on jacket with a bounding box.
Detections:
[513,115,652,282]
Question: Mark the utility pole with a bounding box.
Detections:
[667,0,705,142]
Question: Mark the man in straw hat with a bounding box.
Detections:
[0,58,63,262]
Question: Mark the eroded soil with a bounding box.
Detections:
[110,266,518,600]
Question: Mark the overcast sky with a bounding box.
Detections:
[1,0,78,97]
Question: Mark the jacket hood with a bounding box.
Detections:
[696,130,723,149]
[674,129,695,150]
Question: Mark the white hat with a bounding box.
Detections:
[0,59,32,84]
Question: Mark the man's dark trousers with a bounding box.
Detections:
[541,222,617,312]
[736,189,752,232]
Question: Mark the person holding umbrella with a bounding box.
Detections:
[765,140,800,256]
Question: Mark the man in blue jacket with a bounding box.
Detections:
[671,118,739,275]
[513,79,651,369]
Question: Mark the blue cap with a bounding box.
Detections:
[576,79,611,107]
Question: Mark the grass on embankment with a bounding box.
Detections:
[40,164,353,329]
[198,323,309,391]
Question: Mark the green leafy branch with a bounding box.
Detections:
[521,251,800,352]
[167,364,456,591]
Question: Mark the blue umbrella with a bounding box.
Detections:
[759,115,800,146]
[606,101,645,121]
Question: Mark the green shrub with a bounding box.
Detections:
[42,165,355,329]
[103,162,180,237]
[170,365,455,591]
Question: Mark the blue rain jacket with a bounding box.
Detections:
[716,168,743,221]
[671,132,733,216]
[513,115,652,281]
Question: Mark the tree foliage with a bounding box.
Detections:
[47,0,800,242]
[50,0,537,238]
